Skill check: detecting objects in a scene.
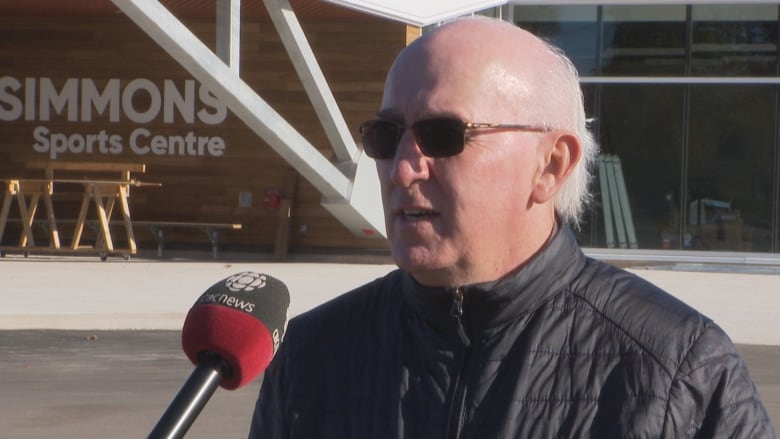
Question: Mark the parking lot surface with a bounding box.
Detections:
[1,254,778,436]
[1,330,777,438]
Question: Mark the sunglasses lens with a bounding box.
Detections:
[359,118,466,159]
[360,120,399,159]
[413,118,466,158]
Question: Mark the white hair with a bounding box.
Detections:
[541,40,599,229]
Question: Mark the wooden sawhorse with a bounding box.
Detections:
[0,179,61,253]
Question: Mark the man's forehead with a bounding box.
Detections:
[380,70,476,122]
[382,59,532,123]
[400,18,546,61]
[375,106,465,122]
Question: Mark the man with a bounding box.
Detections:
[250,17,774,438]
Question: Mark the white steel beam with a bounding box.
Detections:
[112,0,347,198]
[216,0,241,73]
[263,0,359,162]
[111,0,386,238]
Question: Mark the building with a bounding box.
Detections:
[497,2,780,255]
[1,1,779,259]
[0,0,405,259]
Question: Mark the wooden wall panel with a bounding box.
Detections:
[0,13,403,256]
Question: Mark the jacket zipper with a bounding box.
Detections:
[447,287,470,439]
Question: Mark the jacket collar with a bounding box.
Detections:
[402,224,586,334]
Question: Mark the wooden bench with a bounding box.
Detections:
[26,161,147,180]
[2,162,243,260]
[2,218,241,260]
[134,221,242,259]
[0,161,157,259]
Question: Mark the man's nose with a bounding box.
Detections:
[389,130,431,186]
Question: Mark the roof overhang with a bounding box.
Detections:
[323,0,507,27]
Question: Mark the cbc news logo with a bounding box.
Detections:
[225,272,267,292]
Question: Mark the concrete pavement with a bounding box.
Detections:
[0,253,779,437]
[1,253,778,345]
[0,254,396,330]
[0,329,777,439]
[0,329,260,439]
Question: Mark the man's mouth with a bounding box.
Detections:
[401,209,439,220]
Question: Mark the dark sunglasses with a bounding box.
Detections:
[359,117,550,159]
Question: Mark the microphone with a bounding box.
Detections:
[148,272,290,439]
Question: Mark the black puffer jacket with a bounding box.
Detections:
[250,226,774,438]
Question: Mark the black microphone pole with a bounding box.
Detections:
[148,352,232,439]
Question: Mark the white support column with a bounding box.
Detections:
[111,0,386,238]
[216,0,241,73]
[112,0,346,198]
[263,0,359,163]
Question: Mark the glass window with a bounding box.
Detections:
[505,3,780,253]
[691,5,778,76]
[475,6,502,19]
[600,5,687,76]
[686,85,775,251]
[584,85,684,249]
[512,5,599,75]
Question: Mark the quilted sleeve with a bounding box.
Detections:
[248,344,289,439]
[663,324,775,438]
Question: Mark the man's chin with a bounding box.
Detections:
[391,243,432,267]
[391,246,455,286]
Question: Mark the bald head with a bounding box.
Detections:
[384,17,581,131]
[374,17,596,285]
[380,16,596,228]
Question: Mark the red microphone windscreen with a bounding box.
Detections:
[181,272,290,390]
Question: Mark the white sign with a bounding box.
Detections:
[0,76,229,159]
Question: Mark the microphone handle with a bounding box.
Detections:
[148,352,231,439]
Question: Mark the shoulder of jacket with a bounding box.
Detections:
[569,258,714,375]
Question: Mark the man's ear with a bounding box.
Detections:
[531,133,582,203]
